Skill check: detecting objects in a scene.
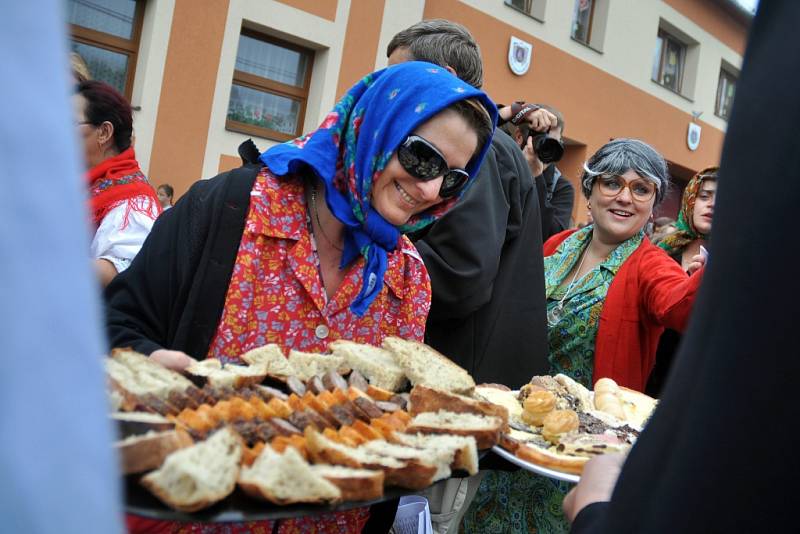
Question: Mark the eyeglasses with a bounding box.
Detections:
[397,135,470,199]
[75,121,94,127]
[596,175,657,202]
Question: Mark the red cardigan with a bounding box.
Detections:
[544,230,703,391]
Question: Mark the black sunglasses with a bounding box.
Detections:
[397,135,470,199]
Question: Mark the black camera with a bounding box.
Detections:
[522,129,564,164]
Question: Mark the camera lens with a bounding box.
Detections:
[533,135,565,164]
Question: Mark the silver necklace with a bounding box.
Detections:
[310,184,343,252]
[547,245,589,328]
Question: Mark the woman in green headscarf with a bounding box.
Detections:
[657,166,718,268]
[647,166,718,396]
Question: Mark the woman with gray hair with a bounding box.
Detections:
[463,139,706,534]
[542,138,705,392]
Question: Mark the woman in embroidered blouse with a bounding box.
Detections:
[107,62,496,533]
[75,80,161,287]
[464,139,706,534]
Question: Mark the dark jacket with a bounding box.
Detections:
[413,129,549,388]
[572,2,800,531]
[537,165,575,240]
[105,163,261,358]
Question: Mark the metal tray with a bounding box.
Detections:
[491,445,581,484]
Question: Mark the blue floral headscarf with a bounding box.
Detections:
[261,61,497,315]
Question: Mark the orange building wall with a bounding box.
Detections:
[274,0,338,22]
[148,0,230,198]
[664,0,748,55]
[335,0,386,98]
[423,0,727,223]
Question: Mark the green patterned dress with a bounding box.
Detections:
[461,226,644,534]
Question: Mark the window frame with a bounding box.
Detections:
[652,29,687,95]
[715,67,737,121]
[226,29,314,142]
[571,0,597,46]
[69,0,145,99]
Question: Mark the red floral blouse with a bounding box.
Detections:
[128,167,431,534]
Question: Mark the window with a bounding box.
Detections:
[652,30,687,94]
[67,0,144,97]
[505,0,546,21]
[226,30,314,141]
[571,0,596,45]
[715,68,737,120]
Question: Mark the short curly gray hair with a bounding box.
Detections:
[581,138,670,205]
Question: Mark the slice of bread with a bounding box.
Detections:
[106,349,194,402]
[409,385,509,430]
[329,340,407,392]
[141,427,242,512]
[240,344,296,380]
[239,445,341,505]
[116,429,193,474]
[185,359,268,389]
[381,337,475,394]
[287,350,350,382]
[310,464,385,501]
[393,433,479,476]
[406,410,503,449]
[304,428,438,490]
[359,440,451,482]
[112,411,174,438]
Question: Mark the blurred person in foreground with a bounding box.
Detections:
[564,2,800,530]
[75,80,161,287]
[106,61,496,533]
[0,1,122,531]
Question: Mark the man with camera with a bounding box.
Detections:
[504,103,575,240]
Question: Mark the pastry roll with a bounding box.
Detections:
[542,409,579,443]
[521,390,556,427]
[594,378,625,420]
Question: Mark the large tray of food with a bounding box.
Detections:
[107,337,510,520]
[475,375,657,482]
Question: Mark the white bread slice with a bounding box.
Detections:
[329,340,407,392]
[409,385,509,429]
[359,440,451,482]
[112,411,174,438]
[304,428,438,490]
[239,445,341,505]
[184,358,223,377]
[406,410,503,449]
[240,344,296,380]
[116,429,193,474]
[310,464,385,501]
[185,359,268,388]
[381,337,475,394]
[106,349,194,401]
[141,427,242,512]
[393,433,479,476]
[287,350,350,382]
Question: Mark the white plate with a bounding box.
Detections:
[491,444,580,484]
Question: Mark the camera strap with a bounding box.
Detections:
[509,101,541,126]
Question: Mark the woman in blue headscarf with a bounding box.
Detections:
[107,61,496,532]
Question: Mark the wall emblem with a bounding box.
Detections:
[687,122,702,151]
[508,36,533,76]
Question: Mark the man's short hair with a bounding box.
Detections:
[387,19,483,89]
